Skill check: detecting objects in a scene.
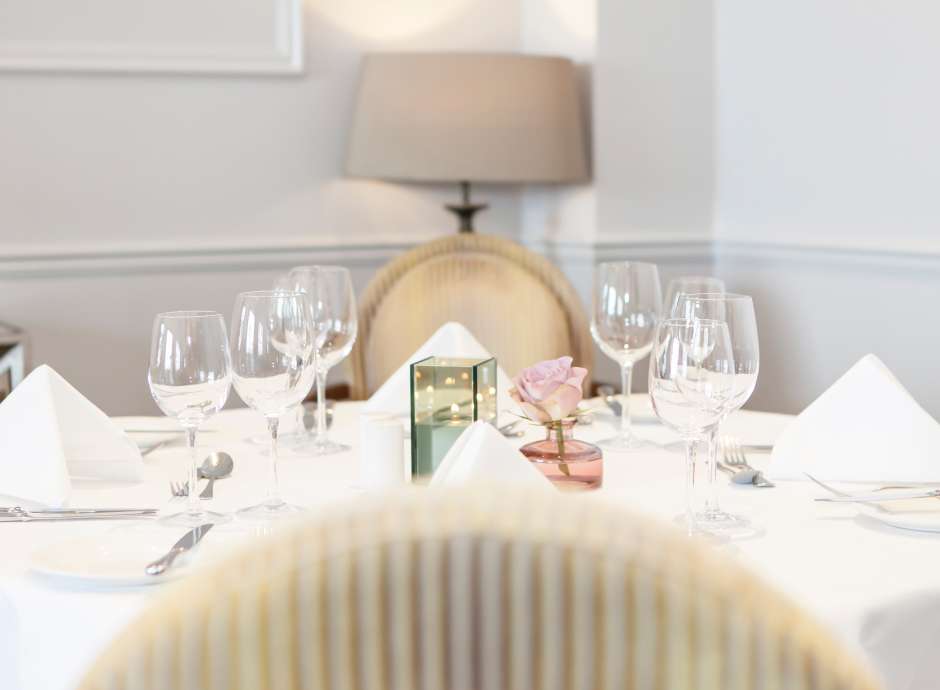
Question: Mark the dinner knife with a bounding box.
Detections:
[815,489,940,504]
[0,507,158,522]
[145,523,214,576]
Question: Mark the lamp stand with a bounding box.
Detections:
[445,181,488,233]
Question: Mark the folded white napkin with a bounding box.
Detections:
[767,354,940,482]
[0,365,144,507]
[363,322,514,418]
[429,421,550,488]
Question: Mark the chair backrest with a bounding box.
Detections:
[80,489,882,690]
[350,234,594,399]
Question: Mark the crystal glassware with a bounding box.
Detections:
[148,311,232,527]
[649,318,735,534]
[664,276,726,316]
[590,261,662,451]
[230,291,314,519]
[285,266,358,456]
[519,419,603,490]
[674,293,759,531]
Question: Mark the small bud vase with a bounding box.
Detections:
[519,418,603,490]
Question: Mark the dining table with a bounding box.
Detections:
[1,396,937,690]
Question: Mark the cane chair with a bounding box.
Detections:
[350,234,594,399]
[79,488,881,690]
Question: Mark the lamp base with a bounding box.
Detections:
[445,181,487,233]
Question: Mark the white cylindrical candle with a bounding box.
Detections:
[359,414,407,489]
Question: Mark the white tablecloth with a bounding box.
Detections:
[2,398,937,690]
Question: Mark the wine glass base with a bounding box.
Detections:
[159,510,231,527]
[236,500,304,521]
[695,509,750,529]
[672,515,731,543]
[596,434,655,452]
[291,438,350,457]
[246,431,316,447]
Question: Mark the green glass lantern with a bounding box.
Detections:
[410,356,498,478]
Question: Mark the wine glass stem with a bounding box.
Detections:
[185,426,200,516]
[703,426,720,517]
[620,362,633,440]
[267,417,281,506]
[315,367,328,441]
[684,438,698,535]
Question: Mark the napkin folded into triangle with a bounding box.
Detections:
[0,365,144,507]
[363,322,514,418]
[767,354,940,482]
[430,421,551,488]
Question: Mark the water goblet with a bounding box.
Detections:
[649,318,735,534]
[675,293,759,531]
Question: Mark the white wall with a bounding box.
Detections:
[1,0,613,415]
[0,0,531,414]
[589,0,940,416]
[595,0,715,243]
[714,0,940,415]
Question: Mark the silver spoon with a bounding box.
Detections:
[198,452,234,499]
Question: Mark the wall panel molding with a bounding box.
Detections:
[5,236,940,281]
[0,0,302,75]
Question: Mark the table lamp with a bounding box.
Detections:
[346,53,589,233]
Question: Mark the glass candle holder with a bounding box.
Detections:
[410,356,498,477]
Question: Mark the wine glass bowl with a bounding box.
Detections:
[664,276,726,317]
[148,311,232,527]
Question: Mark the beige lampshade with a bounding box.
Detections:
[346,53,589,184]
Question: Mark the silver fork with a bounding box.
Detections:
[169,480,214,499]
[721,437,775,487]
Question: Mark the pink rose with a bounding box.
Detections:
[509,356,588,423]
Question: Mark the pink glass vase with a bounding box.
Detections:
[519,419,603,490]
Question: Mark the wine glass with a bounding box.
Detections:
[148,311,232,527]
[241,272,311,449]
[230,291,314,519]
[649,318,735,534]
[664,276,726,316]
[286,266,358,456]
[674,293,759,530]
[590,261,662,450]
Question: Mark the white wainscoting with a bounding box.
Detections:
[6,237,932,418]
[715,239,940,418]
[0,237,713,415]
[0,0,302,74]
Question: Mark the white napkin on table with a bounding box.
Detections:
[0,365,144,507]
[767,354,940,482]
[363,321,514,418]
[429,421,550,488]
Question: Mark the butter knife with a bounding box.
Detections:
[815,489,940,504]
[145,523,214,576]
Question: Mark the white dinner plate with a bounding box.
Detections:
[29,524,214,588]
